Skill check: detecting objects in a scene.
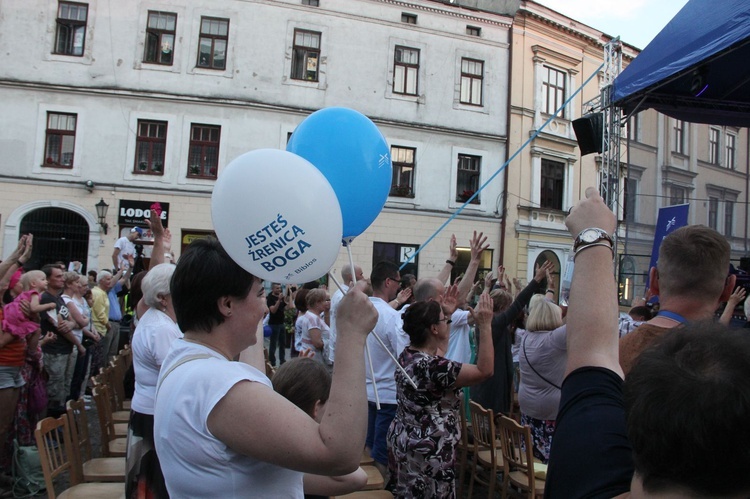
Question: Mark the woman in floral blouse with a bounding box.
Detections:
[387,290,494,498]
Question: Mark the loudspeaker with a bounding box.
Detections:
[573,112,604,155]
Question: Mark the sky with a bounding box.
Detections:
[537,0,690,50]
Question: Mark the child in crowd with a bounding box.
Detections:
[2,270,56,338]
[273,357,368,498]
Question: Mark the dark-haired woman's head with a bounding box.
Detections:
[171,237,258,333]
[401,301,446,348]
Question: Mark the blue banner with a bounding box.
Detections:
[646,203,690,288]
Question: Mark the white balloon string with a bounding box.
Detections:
[328,272,344,293]
[344,242,380,409]
[365,335,380,410]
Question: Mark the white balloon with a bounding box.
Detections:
[212,149,343,284]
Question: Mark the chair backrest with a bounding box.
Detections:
[110,355,128,411]
[92,385,116,454]
[35,415,81,498]
[496,415,537,493]
[469,400,496,457]
[459,398,470,449]
[100,365,120,413]
[66,398,93,464]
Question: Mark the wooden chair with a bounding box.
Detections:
[496,415,545,498]
[111,351,131,411]
[92,385,128,458]
[66,398,126,482]
[35,415,125,499]
[360,465,384,491]
[99,366,130,423]
[360,450,374,466]
[456,397,474,498]
[468,400,504,498]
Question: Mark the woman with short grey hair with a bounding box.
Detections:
[127,263,182,498]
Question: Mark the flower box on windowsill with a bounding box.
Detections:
[188,164,201,176]
[457,190,479,204]
[390,186,414,198]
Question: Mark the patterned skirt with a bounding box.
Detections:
[520,413,556,464]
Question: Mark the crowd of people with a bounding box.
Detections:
[2,188,750,498]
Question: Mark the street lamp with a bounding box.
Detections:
[95,198,109,235]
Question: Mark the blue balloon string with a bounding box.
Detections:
[399,62,606,271]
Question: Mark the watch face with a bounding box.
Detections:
[581,229,600,243]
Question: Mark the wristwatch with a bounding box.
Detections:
[573,228,613,253]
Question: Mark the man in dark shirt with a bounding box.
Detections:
[546,188,750,498]
[40,264,83,417]
[266,283,288,366]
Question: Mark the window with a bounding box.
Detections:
[708,197,719,230]
[134,120,167,175]
[540,159,564,210]
[460,58,483,106]
[393,46,419,96]
[709,128,720,164]
[188,124,220,178]
[144,11,176,65]
[624,177,637,223]
[401,13,417,24]
[627,113,640,142]
[670,186,685,205]
[726,133,736,169]
[197,17,229,70]
[456,154,481,204]
[291,29,321,81]
[373,242,419,278]
[390,146,416,197]
[673,120,684,154]
[542,66,566,117]
[302,0,319,5]
[44,112,77,168]
[466,25,481,36]
[54,2,88,56]
[725,200,734,237]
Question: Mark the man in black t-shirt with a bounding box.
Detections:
[266,283,288,366]
[40,265,84,417]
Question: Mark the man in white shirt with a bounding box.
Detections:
[365,261,405,478]
[411,231,488,363]
[329,264,364,365]
[112,227,142,269]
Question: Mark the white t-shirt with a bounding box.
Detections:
[294,313,313,353]
[445,309,472,364]
[154,340,303,498]
[61,294,87,342]
[300,311,329,363]
[114,236,135,268]
[328,286,347,364]
[518,325,568,420]
[130,308,183,415]
[365,297,409,405]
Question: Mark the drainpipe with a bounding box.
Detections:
[499,14,515,266]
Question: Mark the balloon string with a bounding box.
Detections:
[344,242,380,409]
[398,62,606,271]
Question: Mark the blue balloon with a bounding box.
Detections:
[287,107,392,242]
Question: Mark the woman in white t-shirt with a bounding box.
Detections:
[153,238,377,498]
[301,289,331,364]
[126,263,183,498]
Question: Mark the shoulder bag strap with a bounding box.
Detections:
[522,335,561,390]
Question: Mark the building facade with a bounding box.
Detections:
[505,1,749,304]
[0,0,517,279]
